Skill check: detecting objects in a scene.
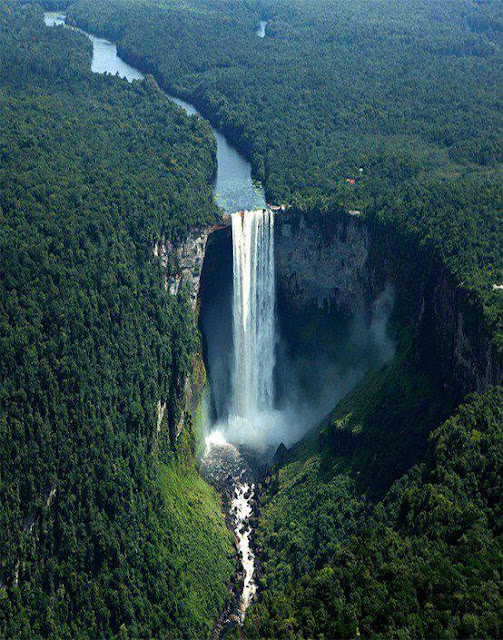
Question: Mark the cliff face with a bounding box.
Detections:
[275,211,372,316]
[420,256,500,394]
[152,228,213,448]
[274,209,500,397]
[154,228,210,311]
[159,207,499,449]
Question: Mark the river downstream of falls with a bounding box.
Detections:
[45,11,268,627]
[200,435,258,623]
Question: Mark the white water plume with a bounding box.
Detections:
[231,209,276,424]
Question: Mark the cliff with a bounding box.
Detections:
[157,206,499,452]
[275,210,372,315]
[274,209,500,398]
[153,228,210,311]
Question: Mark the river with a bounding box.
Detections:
[257,20,268,38]
[44,12,266,214]
[44,10,261,629]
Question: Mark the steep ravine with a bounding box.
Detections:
[180,205,501,636]
[197,209,500,403]
[189,207,500,443]
[45,12,501,637]
[147,199,502,640]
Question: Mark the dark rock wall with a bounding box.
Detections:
[274,209,500,398]
[275,212,372,315]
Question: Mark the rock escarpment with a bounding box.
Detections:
[275,210,372,315]
[152,228,212,447]
[274,209,500,397]
[154,228,210,310]
[155,206,499,449]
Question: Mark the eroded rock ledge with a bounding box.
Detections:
[275,210,371,315]
[274,209,500,396]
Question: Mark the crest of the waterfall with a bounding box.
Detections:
[231,210,276,427]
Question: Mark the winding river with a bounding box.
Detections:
[44,12,266,214]
[44,10,260,628]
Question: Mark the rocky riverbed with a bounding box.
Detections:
[201,434,262,637]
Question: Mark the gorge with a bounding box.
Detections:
[33,5,502,639]
[45,11,397,624]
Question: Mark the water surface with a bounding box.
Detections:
[257,20,267,38]
[44,12,265,213]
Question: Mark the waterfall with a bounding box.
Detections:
[231,210,276,424]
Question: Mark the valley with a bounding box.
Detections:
[0,1,501,639]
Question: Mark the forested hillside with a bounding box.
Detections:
[68,0,503,348]
[2,0,502,638]
[242,386,502,639]
[0,2,233,637]
[60,1,502,637]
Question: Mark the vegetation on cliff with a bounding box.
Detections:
[0,2,233,637]
[242,386,502,639]
[67,0,502,348]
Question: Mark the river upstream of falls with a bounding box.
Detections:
[45,11,269,627]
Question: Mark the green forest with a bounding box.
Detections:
[67,0,502,349]
[0,1,233,638]
[242,386,502,639]
[1,0,502,638]
[62,0,501,637]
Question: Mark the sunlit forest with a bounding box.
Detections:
[1,0,501,638]
[0,2,233,637]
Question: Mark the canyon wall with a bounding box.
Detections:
[413,252,499,395]
[153,227,210,310]
[274,209,500,397]
[274,210,373,316]
[153,228,213,449]
[155,207,500,449]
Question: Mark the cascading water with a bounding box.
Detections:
[201,209,276,629]
[231,210,276,424]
